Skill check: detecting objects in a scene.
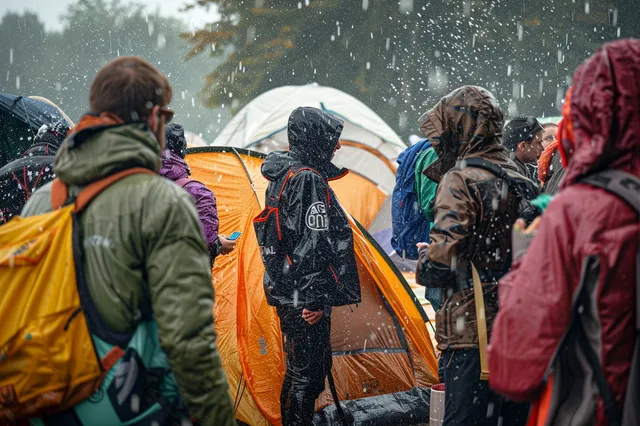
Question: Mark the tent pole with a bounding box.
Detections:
[230,147,261,205]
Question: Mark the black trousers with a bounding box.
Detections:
[441,349,530,426]
[277,307,332,426]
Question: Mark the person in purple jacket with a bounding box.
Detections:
[160,123,235,262]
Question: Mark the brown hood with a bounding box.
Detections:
[419,85,505,182]
[561,39,640,188]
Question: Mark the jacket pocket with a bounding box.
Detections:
[436,284,498,350]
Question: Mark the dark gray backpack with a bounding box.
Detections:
[574,170,639,426]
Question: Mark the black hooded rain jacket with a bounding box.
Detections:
[255,107,361,312]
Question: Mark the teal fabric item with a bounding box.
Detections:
[414,148,439,221]
[413,147,443,310]
[30,321,180,426]
[532,194,553,212]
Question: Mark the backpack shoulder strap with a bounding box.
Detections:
[471,262,490,381]
[462,158,510,181]
[51,167,156,213]
[265,168,293,206]
[579,170,640,215]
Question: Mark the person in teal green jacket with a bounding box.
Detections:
[413,146,442,310]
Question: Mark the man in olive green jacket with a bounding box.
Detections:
[21,57,234,425]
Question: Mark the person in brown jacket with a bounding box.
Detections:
[416,85,538,425]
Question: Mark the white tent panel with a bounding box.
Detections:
[214,83,405,152]
[213,84,406,192]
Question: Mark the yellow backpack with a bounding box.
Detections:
[0,168,153,422]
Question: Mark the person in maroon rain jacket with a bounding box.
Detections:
[159,123,235,262]
[488,38,640,426]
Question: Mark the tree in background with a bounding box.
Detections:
[0,0,226,139]
[184,0,639,138]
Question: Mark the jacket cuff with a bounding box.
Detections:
[304,302,324,312]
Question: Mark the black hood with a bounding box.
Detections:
[262,107,348,181]
[288,106,343,163]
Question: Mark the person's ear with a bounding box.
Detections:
[518,141,527,152]
[147,105,160,132]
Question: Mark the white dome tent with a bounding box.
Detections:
[213,83,406,194]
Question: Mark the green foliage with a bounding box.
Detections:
[0,0,227,139]
[185,0,639,138]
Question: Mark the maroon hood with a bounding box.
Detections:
[562,38,640,188]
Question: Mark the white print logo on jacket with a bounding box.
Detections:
[83,235,115,249]
[305,201,329,231]
[260,246,276,256]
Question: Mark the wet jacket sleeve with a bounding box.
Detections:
[417,170,478,288]
[414,148,439,221]
[488,200,574,402]
[144,189,234,425]
[185,181,220,260]
[284,171,333,311]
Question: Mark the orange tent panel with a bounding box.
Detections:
[186,148,437,426]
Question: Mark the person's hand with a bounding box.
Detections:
[302,308,324,325]
[218,236,236,255]
[416,242,430,251]
[512,216,542,261]
[514,217,541,235]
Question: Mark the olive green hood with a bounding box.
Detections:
[54,122,162,185]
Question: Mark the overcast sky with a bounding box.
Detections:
[0,0,219,31]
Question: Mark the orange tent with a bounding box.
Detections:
[185,147,438,425]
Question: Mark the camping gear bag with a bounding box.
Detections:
[0,167,172,422]
[391,138,433,259]
[254,168,295,306]
[526,170,639,426]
